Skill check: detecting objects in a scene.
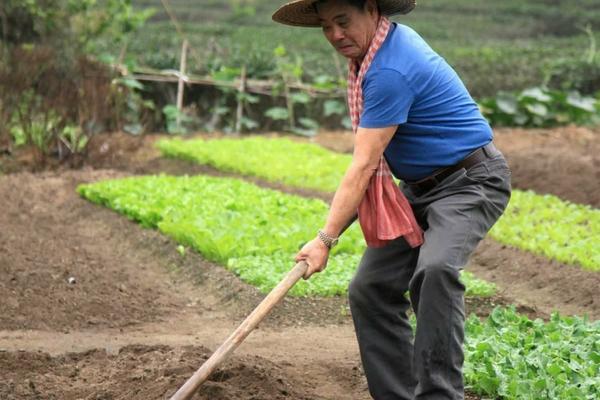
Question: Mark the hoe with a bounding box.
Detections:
[169,260,309,400]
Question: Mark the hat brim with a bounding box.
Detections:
[272,0,416,27]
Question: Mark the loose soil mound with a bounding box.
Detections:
[469,239,600,319]
[496,126,600,208]
[0,345,319,400]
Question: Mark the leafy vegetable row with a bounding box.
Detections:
[490,190,599,270]
[77,174,494,297]
[229,254,495,298]
[157,137,349,193]
[463,307,599,399]
[479,87,600,128]
[157,137,599,271]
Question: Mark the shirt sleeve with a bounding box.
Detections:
[358,68,415,129]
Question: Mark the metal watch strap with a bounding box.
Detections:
[318,230,338,249]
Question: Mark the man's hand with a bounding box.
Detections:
[293,127,396,280]
[295,237,330,279]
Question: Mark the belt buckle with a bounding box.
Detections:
[417,175,439,193]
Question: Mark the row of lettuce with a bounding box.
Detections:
[77,174,493,298]
[157,137,599,271]
[463,307,599,399]
[77,172,599,400]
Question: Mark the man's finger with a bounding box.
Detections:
[302,261,313,280]
[304,262,326,280]
[303,267,314,280]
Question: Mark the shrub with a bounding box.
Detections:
[0,0,154,163]
[479,87,600,128]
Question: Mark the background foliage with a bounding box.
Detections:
[0,0,154,162]
[2,0,600,160]
[121,0,600,97]
[92,0,600,132]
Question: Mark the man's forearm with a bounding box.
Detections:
[323,163,374,237]
[340,212,358,236]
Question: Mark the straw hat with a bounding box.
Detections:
[272,0,416,27]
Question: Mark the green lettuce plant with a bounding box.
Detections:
[464,307,600,399]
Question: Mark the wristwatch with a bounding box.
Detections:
[318,230,339,249]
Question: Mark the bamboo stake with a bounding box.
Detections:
[169,261,309,400]
[333,52,350,114]
[176,39,188,132]
[235,66,247,134]
[332,52,345,83]
[116,38,129,73]
[283,76,295,130]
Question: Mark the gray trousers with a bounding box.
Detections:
[349,152,511,400]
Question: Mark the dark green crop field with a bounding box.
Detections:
[123,0,600,96]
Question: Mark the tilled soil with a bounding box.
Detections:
[0,171,182,331]
[0,170,372,400]
[0,127,597,400]
[82,129,600,319]
[0,345,332,400]
[0,170,359,332]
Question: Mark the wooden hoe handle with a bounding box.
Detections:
[169,261,309,400]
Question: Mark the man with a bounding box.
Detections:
[272,1,511,399]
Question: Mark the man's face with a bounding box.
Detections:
[317,0,379,60]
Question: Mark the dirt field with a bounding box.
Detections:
[0,126,598,399]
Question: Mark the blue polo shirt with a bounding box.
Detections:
[359,23,492,181]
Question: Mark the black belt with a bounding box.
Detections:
[407,143,500,193]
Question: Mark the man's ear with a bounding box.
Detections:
[366,0,379,18]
